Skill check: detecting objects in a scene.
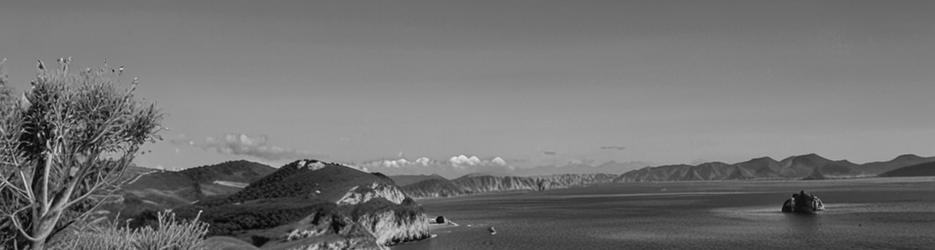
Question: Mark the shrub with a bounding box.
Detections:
[0,58,162,249]
[50,210,208,250]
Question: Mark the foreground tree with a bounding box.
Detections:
[0,58,162,249]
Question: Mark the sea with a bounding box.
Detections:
[393,177,935,250]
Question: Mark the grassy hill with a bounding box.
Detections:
[154,159,429,249]
[108,160,275,218]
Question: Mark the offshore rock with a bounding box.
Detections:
[781,190,825,214]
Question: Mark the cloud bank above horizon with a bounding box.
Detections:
[171,133,324,162]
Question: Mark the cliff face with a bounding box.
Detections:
[453,175,542,193]
[401,173,619,198]
[281,198,429,249]
[536,173,618,189]
[355,207,430,245]
[401,178,466,198]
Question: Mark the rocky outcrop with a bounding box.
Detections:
[337,182,407,205]
[354,206,430,245]
[282,210,387,250]
[781,190,825,214]
[280,198,429,249]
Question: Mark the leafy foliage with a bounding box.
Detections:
[0,58,162,249]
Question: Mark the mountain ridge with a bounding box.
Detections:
[616,153,935,182]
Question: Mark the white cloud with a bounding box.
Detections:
[172,133,324,161]
[414,157,431,166]
[448,155,482,166]
[360,155,509,169]
[361,156,437,169]
[356,155,512,178]
[491,157,507,166]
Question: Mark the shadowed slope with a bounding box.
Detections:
[109,160,275,217]
[879,161,935,177]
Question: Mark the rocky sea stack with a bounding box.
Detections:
[140,159,430,250]
[781,190,825,214]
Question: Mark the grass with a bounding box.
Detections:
[50,210,209,250]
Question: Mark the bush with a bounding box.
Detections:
[49,210,208,250]
[0,58,162,249]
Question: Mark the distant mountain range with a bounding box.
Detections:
[393,153,935,198]
[616,154,935,182]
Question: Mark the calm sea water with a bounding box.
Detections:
[394,177,935,250]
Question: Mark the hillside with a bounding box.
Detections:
[109,160,275,217]
[859,154,935,176]
[161,159,429,249]
[401,178,467,198]
[613,153,930,182]
[389,174,447,186]
[879,161,935,177]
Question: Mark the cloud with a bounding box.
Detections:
[359,157,436,169]
[599,146,627,151]
[491,157,507,166]
[448,155,482,166]
[172,133,324,161]
[374,157,434,168]
[356,155,511,177]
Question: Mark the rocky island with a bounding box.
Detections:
[781,190,825,214]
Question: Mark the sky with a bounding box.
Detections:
[1,0,934,172]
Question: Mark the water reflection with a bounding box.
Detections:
[781,212,823,245]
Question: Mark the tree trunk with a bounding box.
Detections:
[29,208,63,250]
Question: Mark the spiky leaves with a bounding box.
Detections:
[0,59,162,249]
